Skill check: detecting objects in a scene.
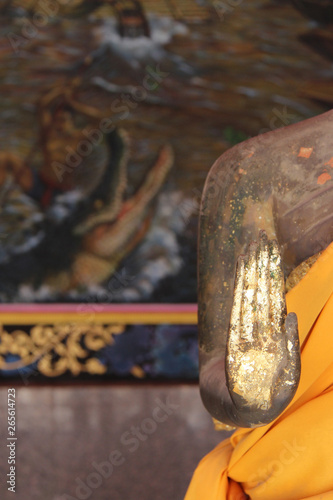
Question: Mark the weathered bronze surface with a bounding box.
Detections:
[199,109,333,428]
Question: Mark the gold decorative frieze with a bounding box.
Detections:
[0,323,125,377]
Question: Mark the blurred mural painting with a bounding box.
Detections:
[0,0,332,304]
[0,0,332,381]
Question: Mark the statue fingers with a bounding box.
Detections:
[229,255,245,342]
[268,239,286,335]
[240,241,258,342]
[256,230,270,337]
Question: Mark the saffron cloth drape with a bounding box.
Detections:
[185,242,333,500]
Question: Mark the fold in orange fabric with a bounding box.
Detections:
[185,242,333,500]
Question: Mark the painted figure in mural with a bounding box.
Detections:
[198,109,333,428]
[0,81,173,299]
[185,109,333,499]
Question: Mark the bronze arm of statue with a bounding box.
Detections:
[198,109,333,428]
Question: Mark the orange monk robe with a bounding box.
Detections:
[185,242,333,500]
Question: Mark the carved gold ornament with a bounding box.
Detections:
[0,323,125,377]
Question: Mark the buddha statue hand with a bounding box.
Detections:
[226,230,301,424]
